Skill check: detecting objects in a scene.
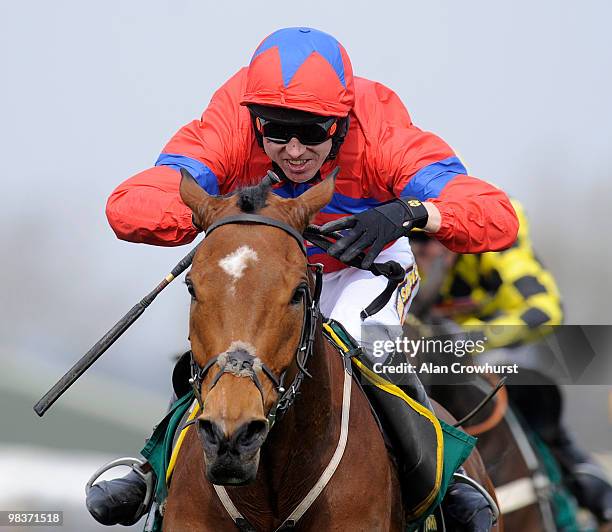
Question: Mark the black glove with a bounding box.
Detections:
[320,197,428,269]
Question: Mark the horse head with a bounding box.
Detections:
[179,169,335,485]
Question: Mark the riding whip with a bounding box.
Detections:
[34,170,284,417]
[33,246,198,417]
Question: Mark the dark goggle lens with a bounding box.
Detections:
[257,118,337,145]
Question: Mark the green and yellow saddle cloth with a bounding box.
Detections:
[141,320,476,532]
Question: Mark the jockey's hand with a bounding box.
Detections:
[320,198,428,269]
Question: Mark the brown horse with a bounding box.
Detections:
[162,172,497,531]
[429,376,561,531]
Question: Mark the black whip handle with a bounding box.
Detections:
[33,246,198,417]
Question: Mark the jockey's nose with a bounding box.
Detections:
[285,137,307,158]
[197,418,268,456]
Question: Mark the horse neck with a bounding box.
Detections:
[287,321,337,432]
[261,321,340,486]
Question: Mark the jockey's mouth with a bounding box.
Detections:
[284,158,313,172]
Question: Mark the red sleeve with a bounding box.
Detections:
[106,69,249,246]
[161,68,249,182]
[429,176,519,253]
[106,165,198,246]
[367,99,517,251]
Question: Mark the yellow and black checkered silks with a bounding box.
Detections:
[437,199,563,348]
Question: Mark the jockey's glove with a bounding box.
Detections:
[320,197,428,269]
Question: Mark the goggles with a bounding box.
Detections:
[255,116,338,146]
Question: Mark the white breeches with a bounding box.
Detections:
[319,238,420,362]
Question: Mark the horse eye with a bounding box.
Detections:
[185,279,196,300]
[290,286,304,305]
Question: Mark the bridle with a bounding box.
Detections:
[187,213,323,429]
[189,213,355,532]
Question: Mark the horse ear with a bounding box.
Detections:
[291,168,338,228]
[179,168,223,230]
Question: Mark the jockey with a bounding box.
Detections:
[87,27,518,529]
[410,199,612,524]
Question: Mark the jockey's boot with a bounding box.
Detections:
[86,354,192,526]
[549,425,612,523]
[85,395,175,526]
[86,469,150,526]
[442,466,494,532]
[359,350,494,531]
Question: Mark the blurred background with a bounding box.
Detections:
[1,0,610,529]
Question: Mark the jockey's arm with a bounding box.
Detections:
[106,163,201,246]
[423,175,518,253]
[386,123,519,253]
[458,200,563,348]
[106,70,246,246]
[320,129,519,267]
[106,119,225,246]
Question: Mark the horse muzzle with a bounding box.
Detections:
[197,417,269,485]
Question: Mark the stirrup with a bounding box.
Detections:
[85,456,155,519]
[452,472,500,525]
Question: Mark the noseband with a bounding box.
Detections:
[188,214,323,428]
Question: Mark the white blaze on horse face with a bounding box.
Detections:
[218,246,259,289]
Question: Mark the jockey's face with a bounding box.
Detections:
[263,136,332,183]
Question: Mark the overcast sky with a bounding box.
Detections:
[1,0,611,397]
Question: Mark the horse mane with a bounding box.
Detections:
[234,179,273,213]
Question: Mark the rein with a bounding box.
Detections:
[303,224,406,320]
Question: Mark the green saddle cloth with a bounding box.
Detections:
[140,390,195,531]
[530,433,582,532]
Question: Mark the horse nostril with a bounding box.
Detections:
[234,420,268,453]
[197,419,224,451]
